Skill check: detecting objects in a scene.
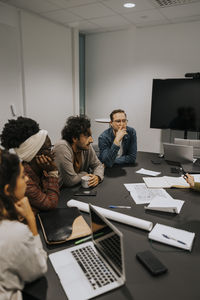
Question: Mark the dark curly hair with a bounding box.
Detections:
[0,149,20,221]
[62,116,91,144]
[0,116,40,149]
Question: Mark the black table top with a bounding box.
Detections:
[36,152,200,300]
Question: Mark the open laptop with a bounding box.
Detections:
[163,143,193,165]
[49,204,125,300]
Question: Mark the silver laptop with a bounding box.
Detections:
[163,143,193,163]
[49,205,126,300]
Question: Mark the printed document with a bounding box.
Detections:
[124,183,173,204]
[143,176,190,188]
[136,168,161,176]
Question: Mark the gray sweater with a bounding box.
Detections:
[0,220,47,300]
[54,140,104,187]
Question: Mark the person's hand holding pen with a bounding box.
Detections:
[180,167,194,186]
[184,173,195,187]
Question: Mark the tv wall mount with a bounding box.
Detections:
[185,73,200,79]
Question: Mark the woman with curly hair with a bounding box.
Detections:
[0,117,59,213]
[0,149,47,299]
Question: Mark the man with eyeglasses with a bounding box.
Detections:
[98,109,137,167]
[54,116,104,187]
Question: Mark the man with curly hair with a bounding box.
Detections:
[54,116,104,187]
[0,117,59,213]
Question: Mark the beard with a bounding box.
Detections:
[77,143,90,151]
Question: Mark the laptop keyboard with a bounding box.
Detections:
[71,245,117,290]
[98,235,122,272]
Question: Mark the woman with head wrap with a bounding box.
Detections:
[1,117,59,213]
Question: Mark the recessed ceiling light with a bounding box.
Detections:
[123,2,136,8]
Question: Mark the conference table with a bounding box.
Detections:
[36,151,200,300]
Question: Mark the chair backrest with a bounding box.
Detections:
[174,138,200,158]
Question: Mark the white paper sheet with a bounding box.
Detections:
[193,174,200,182]
[143,176,190,188]
[136,168,161,176]
[67,199,153,232]
[145,197,184,213]
[124,183,173,204]
[149,223,195,251]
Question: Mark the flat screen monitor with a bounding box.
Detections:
[150,78,200,132]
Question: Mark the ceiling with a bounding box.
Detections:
[1,0,200,34]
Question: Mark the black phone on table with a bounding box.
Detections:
[74,190,97,196]
[136,250,167,276]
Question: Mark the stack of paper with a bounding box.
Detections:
[145,196,184,213]
[143,176,190,188]
[149,223,195,251]
[124,183,173,204]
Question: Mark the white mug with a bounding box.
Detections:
[81,175,90,188]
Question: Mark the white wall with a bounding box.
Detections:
[0,3,75,145]
[86,22,200,153]
[0,3,23,131]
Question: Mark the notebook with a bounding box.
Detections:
[143,176,190,188]
[163,143,193,163]
[149,223,195,251]
[37,208,91,244]
[145,196,184,214]
[49,204,126,300]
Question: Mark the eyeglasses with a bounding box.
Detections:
[112,119,128,124]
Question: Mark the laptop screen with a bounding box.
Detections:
[90,205,124,277]
[163,143,193,163]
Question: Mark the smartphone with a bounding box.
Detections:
[136,250,167,276]
[74,190,97,196]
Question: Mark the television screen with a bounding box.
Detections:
[150,78,200,132]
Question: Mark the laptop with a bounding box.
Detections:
[163,143,193,164]
[181,158,200,174]
[49,204,126,300]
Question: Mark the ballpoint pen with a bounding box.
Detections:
[109,205,131,209]
[75,232,104,245]
[162,234,186,245]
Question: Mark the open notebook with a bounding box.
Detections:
[143,176,190,189]
[149,223,195,251]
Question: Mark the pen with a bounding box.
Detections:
[109,205,131,209]
[162,234,186,245]
[180,167,188,178]
[75,232,104,245]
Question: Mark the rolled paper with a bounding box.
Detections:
[67,199,153,232]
